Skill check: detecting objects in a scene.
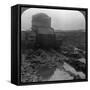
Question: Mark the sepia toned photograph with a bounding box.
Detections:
[20,6,87,83]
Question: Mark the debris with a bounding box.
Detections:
[21,47,86,82]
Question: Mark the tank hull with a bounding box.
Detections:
[36,34,56,49]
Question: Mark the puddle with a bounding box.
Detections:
[37,65,74,81]
[47,68,73,81]
[36,65,56,80]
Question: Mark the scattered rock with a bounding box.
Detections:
[21,47,86,82]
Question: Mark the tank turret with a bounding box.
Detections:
[32,13,51,29]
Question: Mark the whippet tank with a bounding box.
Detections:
[32,13,56,48]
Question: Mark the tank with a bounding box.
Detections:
[32,13,56,48]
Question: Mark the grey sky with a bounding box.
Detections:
[21,8,85,31]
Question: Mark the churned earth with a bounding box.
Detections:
[21,47,86,83]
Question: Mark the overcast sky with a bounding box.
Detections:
[21,8,85,31]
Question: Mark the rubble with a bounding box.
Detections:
[21,46,86,82]
[78,58,86,64]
